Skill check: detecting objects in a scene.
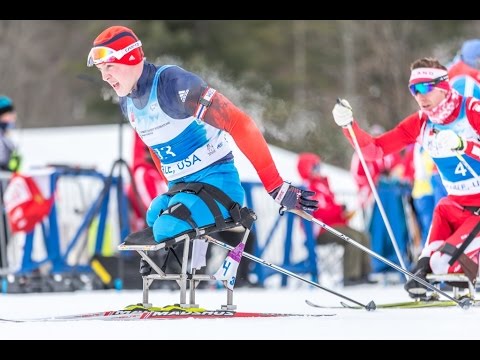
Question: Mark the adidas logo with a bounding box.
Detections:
[178,89,189,103]
[129,55,136,61]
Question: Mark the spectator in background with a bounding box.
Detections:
[350,124,403,212]
[411,143,435,247]
[448,39,480,98]
[0,96,20,172]
[127,132,168,231]
[297,153,374,286]
[0,95,22,269]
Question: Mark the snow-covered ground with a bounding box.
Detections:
[1,284,479,340]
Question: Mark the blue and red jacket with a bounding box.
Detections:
[120,62,283,192]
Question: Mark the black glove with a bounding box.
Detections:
[139,258,152,276]
[270,181,318,212]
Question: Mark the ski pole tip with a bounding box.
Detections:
[365,301,376,311]
[458,297,472,310]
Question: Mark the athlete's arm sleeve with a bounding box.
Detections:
[169,67,206,115]
[463,98,480,160]
[202,92,284,192]
[175,67,284,192]
[342,113,422,161]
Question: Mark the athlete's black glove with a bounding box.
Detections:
[139,258,152,276]
[269,181,318,212]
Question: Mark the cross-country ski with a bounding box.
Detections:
[0,307,335,323]
[305,298,479,310]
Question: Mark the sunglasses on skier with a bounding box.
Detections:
[86,40,142,67]
[408,75,449,96]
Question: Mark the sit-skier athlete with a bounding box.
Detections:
[87,26,318,261]
[332,57,480,298]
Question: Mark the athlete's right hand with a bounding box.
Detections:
[269,181,318,213]
[332,98,353,127]
[436,129,464,152]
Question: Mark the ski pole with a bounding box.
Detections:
[454,151,479,178]
[205,235,377,311]
[289,208,472,309]
[339,99,407,274]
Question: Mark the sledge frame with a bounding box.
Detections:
[427,273,478,300]
[118,209,256,310]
